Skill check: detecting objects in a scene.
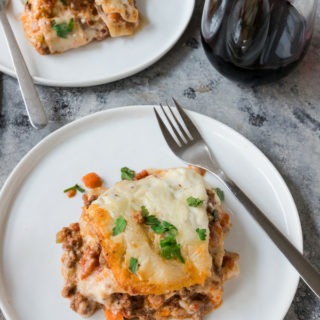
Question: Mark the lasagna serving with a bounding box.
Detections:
[57,167,239,319]
[21,0,139,54]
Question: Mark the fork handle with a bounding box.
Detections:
[219,174,320,298]
[0,11,47,129]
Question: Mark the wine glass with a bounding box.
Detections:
[201,0,318,84]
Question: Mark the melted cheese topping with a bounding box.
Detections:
[78,168,212,299]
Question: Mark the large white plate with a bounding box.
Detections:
[0,0,195,87]
[0,106,302,320]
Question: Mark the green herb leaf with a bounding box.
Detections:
[52,18,74,39]
[160,234,176,247]
[140,206,182,262]
[60,0,67,5]
[141,206,164,232]
[160,235,184,263]
[112,217,127,236]
[140,206,179,245]
[196,228,206,241]
[187,196,204,207]
[63,184,85,193]
[141,206,149,218]
[129,257,139,274]
[212,209,219,222]
[215,188,225,201]
[152,223,177,235]
[121,167,135,180]
[161,221,178,236]
[150,223,166,234]
[142,209,177,235]
[145,215,161,226]
[146,220,178,236]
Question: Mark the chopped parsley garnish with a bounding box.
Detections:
[129,257,139,274]
[140,206,182,262]
[196,228,206,241]
[52,18,74,39]
[212,209,219,222]
[160,235,184,263]
[144,215,161,227]
[152,220,177,235]
[141,206,177,235]
[112,217,127,236]
[215,188,225,201]
[141,205,149,218]
[187,196,204,207]
[121,167,135,180]
[63,184,85,193]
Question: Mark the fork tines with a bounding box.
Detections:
[153,99,199,148]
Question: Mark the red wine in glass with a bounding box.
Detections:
[201,0,315,84]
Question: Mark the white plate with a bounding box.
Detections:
[0,0,195,87]
[0,106,302,320]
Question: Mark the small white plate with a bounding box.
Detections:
[0,106,302,320]
[0,0,195,87]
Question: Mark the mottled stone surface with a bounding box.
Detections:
[0,0,320,319]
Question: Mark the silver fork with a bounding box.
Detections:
[154,99,320,298]
[0,0,47,129]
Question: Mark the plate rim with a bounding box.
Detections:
[0,105,303,320]
[0,0,195,87]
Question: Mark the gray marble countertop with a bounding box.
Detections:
[0,1,319,319]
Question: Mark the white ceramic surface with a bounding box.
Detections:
[0,106,302,320]
[0,0,195,87]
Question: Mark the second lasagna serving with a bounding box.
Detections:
[21,0,139,54]
[57,167,239,319]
